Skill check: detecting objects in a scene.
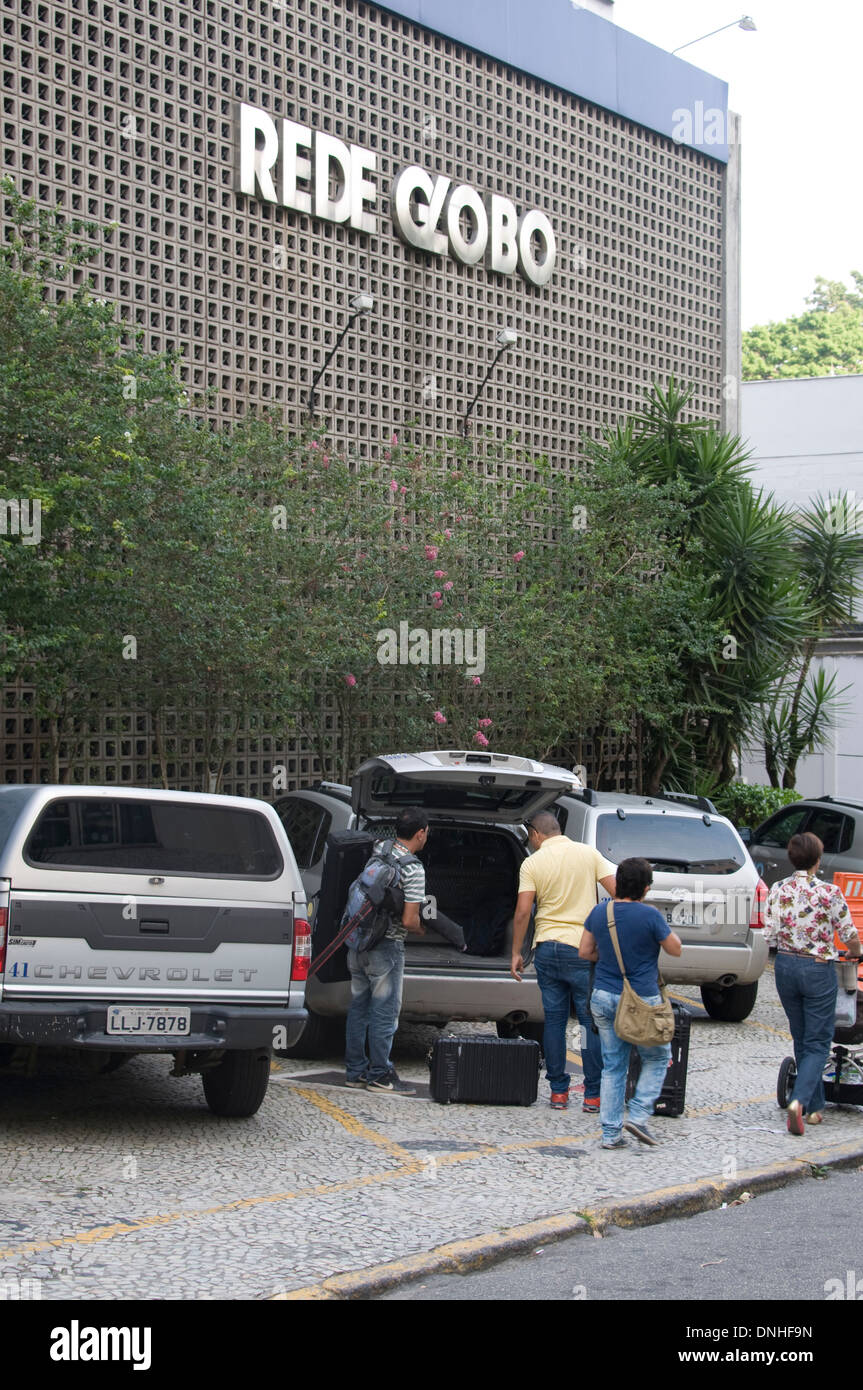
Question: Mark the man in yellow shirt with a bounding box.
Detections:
[511,811,616,1112]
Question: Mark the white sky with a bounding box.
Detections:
[609,0,863,328]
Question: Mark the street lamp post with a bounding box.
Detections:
[672,15,756,55]
[461,328,519,440]
[305,293,374,420]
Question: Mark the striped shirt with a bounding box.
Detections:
[375,838,425,942]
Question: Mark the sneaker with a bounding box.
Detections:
[601,1135,628,1150]
[344,1076,367,1089]
[582,1096,600,1114]
[366,1070,416,1096]
[624,1119,658,1146]
[550,1091,569,1110]
[787,1100,805,1136]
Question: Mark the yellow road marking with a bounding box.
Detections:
[292,1085,416,1164]
[0,1078,791,1266]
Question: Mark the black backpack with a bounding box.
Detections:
[309,841,420,974]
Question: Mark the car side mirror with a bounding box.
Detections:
[738,827,753,846]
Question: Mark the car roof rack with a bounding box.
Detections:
[657,790,718,816]
[815,795,863,812]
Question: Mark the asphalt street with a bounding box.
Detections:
[379,1166,863,1300]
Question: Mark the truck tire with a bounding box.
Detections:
[700,980,759,1022]
[202,1048,271,1117]
[276,1007,346,1060]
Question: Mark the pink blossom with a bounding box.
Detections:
[391,432,398,445]
[400,485,407,495]
[432,591,442,600]
[309,441,319,449]
[345,674,357,688]
[389,479,398,492]
[322,454,329,464]
[470,676,481,686]
[432,597,443,609]
[401,515,409,523]
[433,710,447,725]
[384,450,391,461]
[434,570,446,579]
[513,550,526,562]
[425,545,438,562]
[443,581,453,591]
[444,528,452,539]
[473,731,490,747]
[478,717,492,728]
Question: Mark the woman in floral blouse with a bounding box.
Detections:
[765,832,860,1135]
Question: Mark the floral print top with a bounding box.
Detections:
[764,871,857,960]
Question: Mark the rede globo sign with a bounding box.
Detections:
[235,103,556,287]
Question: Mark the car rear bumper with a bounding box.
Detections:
[661,933,769,987]
[0,1001,307,1051]
[307,970,545,1025]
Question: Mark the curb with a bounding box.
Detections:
[272,1137,863,1300]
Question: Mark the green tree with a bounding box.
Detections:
[743,272,863,379]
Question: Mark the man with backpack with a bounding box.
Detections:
[344,808,430,1095]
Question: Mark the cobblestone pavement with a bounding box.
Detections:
[0,959,861,1300]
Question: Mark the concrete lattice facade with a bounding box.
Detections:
[2,0,732,792]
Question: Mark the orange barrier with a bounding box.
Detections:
[833,872,863,988]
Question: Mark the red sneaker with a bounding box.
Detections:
[550,1091,569,1110]
[582,1096,600,1114]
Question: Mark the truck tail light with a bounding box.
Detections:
[291,918,312,981]
[0,878,9,974]
[749,877,768,929]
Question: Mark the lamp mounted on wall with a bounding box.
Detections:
[460,327,520,440]
[305,292,374,420]
[672,15,756,55]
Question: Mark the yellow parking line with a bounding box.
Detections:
[0,1082,789,1265]
[292,1085,417,1165]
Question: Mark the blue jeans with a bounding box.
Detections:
[774,952,837,1114]
[345,938,405,1084]
[533,941,602,1098]
[591,988,671,1142]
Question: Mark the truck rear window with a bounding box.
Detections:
[595,813,745,875]
[24,799,282,877]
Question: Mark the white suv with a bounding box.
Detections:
[557,790,768,1020]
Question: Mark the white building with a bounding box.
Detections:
[740,375,863,798]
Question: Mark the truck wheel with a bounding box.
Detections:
[202,1049,271,1117]
[700,981,758,1022]
[776,1056,796,1109]
[277,1007,346,1060]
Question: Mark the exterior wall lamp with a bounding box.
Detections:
[460,328,520,439]
[305,293,374,420]
[672,16,756,55]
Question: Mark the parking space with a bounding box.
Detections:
[0,959,861,1299]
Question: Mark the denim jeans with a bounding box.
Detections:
[774,951,837,1114]
[345,937,405,1083]
[533,941,603,1098]
[590,988,671,1142]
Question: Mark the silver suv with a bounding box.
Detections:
[557,790,768,1020]
[0,786,309,1116]
[275,755,768,1055]
[274,750,584,1056]
[745,796,863,888]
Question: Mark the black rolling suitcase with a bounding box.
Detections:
[429,1035,540,1106]
[624,1001,691,1117]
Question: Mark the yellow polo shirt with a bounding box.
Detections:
[518,835,616,949]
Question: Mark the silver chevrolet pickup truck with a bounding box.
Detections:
[0,786,309,1116]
